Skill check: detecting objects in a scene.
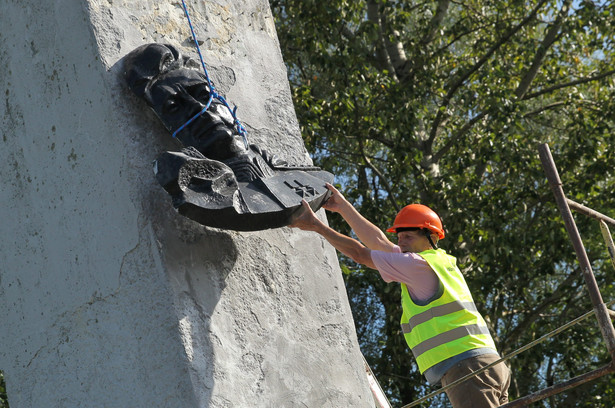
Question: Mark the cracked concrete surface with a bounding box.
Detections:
[0,0,372,407]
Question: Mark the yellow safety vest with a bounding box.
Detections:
[400,249,496,373]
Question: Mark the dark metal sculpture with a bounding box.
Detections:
[123,43,332,231]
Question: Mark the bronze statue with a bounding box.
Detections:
[123,43,332,231]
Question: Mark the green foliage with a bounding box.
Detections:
[0,371,8,408]
[272,0,615,406]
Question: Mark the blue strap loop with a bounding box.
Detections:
[176,0,249,149]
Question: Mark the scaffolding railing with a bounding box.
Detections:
[398,143,615,407]
[538,143,615,356]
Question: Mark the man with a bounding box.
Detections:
[290,183,511,408]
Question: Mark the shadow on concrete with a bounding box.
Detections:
[114,53,240,406]
[153,206,238,407]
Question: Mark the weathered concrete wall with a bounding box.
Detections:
[0,0,373,407]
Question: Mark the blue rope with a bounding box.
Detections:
[174,0,249,149]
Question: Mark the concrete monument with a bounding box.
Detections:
[0,1,373,407]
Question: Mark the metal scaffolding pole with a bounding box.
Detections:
[566,199,615,227]
[538,143,615,357]
[500,363,615,408]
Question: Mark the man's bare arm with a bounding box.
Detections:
[290,200,377,269]
[322,183,395,253]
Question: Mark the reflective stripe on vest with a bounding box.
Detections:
[400,249,496,373]
[401,300,478,334]
[411,323,491,357]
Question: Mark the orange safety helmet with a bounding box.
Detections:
[386,204,445,239]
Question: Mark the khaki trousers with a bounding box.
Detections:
[440,354,511,408]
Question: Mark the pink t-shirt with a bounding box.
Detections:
[371,245,440,303]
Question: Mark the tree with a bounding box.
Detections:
[271,0,615,406]
[0,371,8,408]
